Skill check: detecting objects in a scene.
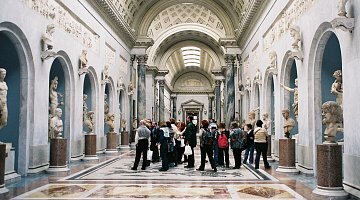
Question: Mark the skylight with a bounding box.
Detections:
[181,46,200,67]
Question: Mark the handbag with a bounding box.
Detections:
[147,150,153,160]
[184,145,193,155]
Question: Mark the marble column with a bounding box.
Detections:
[129,55,135,144]
[208,96,213,119]
[0,143,8,194]
[158,80,165,122]
[137,55,148,121]
[225,55,236,128]
[214,80,221,123]
[172,96,177,119]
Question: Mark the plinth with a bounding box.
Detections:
[47,138,69,172]
[83,134,98,161]
[0,143,9,194]
[276,138,298,173]
[121,131,129,145]
[312,144,348,199]
[106,132,118,154]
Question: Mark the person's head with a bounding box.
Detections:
[107,113,114,121]
[170,118,176,124]
[245,123,253,131]
[0,68,6,80]
[159,121,167,128]
[87,111,94,119]
[262,113,269,120]
[333,70,342,80]
[51,76,58,89]
[201,119,209,129]
[55,108,62,117]
[256,120,263,128]
[187,115,193,122]
[322,101,342,124]
[82,49,87,55]
[231,121,239,129]
[180,122,186,131]
[166,121,171,128]
[282,109,290,119]
[139,120,145,126]
[218,122,226,130]
[249,111,255,119]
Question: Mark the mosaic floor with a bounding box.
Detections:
[7,149,309,199]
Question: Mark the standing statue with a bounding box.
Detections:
[84,111,95,133]
[41,24,56,60]
[83,94,88,122]
[79,50,88,69]
[0,68,8,129]
[282,109,295,138]
[289,26,301,51]
[49,108,63,139]
[245,76,251,89]
[248,111,256,129]
[267,51,277,70]
[105,113,115,132]
[254,68,262,82]
[128,82,134,95]
[262,113,272,134]
[322,101,343,143]
[280,78,298,120]
[102,65,109,81]
[104,94,109,117]
[49,76,63,118]
[338,0,349,17]
[331,70,343,109]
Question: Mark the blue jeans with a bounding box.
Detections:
[243,144,254,164]
[213,141,219,165]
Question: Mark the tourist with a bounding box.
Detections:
[197,119,217,172]
[243,124,254,164]
[184,115,197,168]
[217,122,230,168]
[159,121,169,171]
[131,120,151,170]
[254,120,271,169]
[229,121,245,169]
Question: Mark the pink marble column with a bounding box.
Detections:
[312,144,348,198]
[47,138,69,172]
[106,132,117,153]
[276,138,298,173]
[121,131,129,145]
[83,134,98,161]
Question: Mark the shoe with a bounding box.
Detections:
[265,166,271,169]
[232,167,240,169]
[131,167,137,170]
[196,168,204,171]
[243,161,247,164]
[159,168,168,171]
[255,167,259,169]
[214,168,217,172]
[141,167,146,170]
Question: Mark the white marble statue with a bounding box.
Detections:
[121,119,127,131]
[49,76,63,118]
[105,113,115,132]
[0,68,8,129]
[262,113,272,134]
[83,94,88,122]
[245,76,251,88]
[289,26,301,51]
[128,82,134,95]
[41,24,56,60]
[322,101,343,143]
[331,70,343,109]
[49,108,63,139]
[280,78,298,120]
[79,49,88,69]
[104,94,109,117]
[84,111,95,133]
[282,109,295,138]
[248,111,256,130]
[267,51,277,70]
[117,76,124,90]
[102,65,109,81]
[254,68,262,82]
[338,0,349,17]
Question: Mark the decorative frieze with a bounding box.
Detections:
[105,44,115,67]
[22,0,100,53]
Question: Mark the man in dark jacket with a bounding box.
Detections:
[184,115,197,168]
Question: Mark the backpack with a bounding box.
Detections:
[203,128,214,145]
[218,133,229,148]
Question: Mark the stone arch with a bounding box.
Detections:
[0,22,35,175]
[263,70,278,126]
[105,76,116,114]
[251,82,261,120]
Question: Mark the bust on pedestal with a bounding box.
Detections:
[276,109,298,173]
[83,111,98,161]
[105,113,117,153]
[312,101,348,198]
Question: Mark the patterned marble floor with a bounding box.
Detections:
[4,149,312,199]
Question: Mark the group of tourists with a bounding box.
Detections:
[131,116,271,171]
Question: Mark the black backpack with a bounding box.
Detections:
[203,128,214,145]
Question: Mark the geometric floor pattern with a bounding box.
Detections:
[12,149,306,199]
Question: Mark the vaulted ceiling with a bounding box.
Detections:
[92,0,265,87]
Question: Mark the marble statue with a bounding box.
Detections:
[84,111,95,133]
[122,119,127,131]
[331,70,343,109]
[322,101,343,143]
[49,108,63,139]
[245,76,251,88]
[78,50,89,75]
[254,68,262,82]
[128,82,134,95]
[117,76,124,90]
[289,26,301,51]
[267,51,277,70]
[82,94,88,122]
[102,65,109,81]
[49,76,63,118]
[248,111,256,129]
[105,113,115,132]
[41,24,56,60]
[262,113,272,134]
[280,78,298,120]
[338,0,349,17]
[0,68,8,129]
[282,109,295,138]
[104,94,109,117]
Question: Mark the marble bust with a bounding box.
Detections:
[280,78,298,120]
[121,119,127,131]
[41,24,56,60]
[282,109,295,138]
[331,70,343,109]
[254,68,262,82]
[338,0,349,17]
[105,113,115,132]
[267,51,277,70]
[322,101,343,143]
[0,68,8,129]
[79,49,88,69]
[49,108,63,139]
[84,111,95,134]
[262,113,271,134]
[102,65,109,82]
[289,26,301,51]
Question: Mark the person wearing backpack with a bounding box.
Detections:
[197,120,217,172]
[243,123,254,164]
[229,121,245,169]
[217,122,230,168]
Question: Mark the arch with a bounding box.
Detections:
[105,76,116,114]
[263,70,277,125]
[170,66,215,87]
[0,22,35,175]
[251,82,261,120]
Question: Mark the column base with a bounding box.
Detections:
[46,166,70,173]
[105,149,118,154]
[0,185,9,194]
[276,166,299,173]
[82,155,99,161]
[313,186,348,199]
[119,145,131,150]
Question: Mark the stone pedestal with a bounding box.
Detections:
[276,138,298,173]
[47,138,69,172]
[106,132,118,154]
[83,134,98,161]
[0,143,9,194]
[312,144,348,199]
[5,143,20,182]
[121,131,129,145]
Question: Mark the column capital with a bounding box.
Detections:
[158,79,165,86]
[224,54,237,65]
[136,55,148,65]
[215,80,222,86]
[146,65,159,76]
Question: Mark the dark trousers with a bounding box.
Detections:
[187,146,195,167]
[255,142,270,169]
[150,143,160,162]
[133,139,148,169]
[177,145,185,163]
[174,140,181,164]
[218,147,229,166]
[160,143,169,170]
[232,148,242,168]
[199,145,216,170]
[243,144,254,164]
